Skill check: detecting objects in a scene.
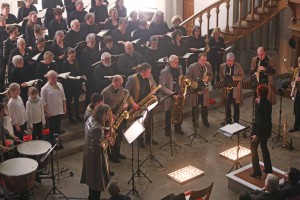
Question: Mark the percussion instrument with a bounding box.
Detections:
[0,158,38,194]
[17,140,52,170]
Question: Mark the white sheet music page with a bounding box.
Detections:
[220,123,245,136]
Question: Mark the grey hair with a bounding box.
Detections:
[54,30,64,41]
[17,38,26,46]
[112,74,123,82]
[12,55,23,66]
[75,0,83,7]
[169,55,178,62]
[101,52,111,60]
[149,35,159,43]
[151,10,164,23]
[265,174,279,193]
[45,70,58,78]
[70,19,79,27]
[84,13,95,21]
[171,15,183,24]
[86,33,96,42]
[226,52,235,60]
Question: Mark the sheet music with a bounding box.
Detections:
[157,57,165,63]
[37,9,47,18]
[131,38,140,44]
[97,29,109,37]
[68,75,85,80]
[220,123,246,136]
[57,72,70,79]
[197,47,206,52]
[225,46,232,51]
[32,53,41,61]
[180,52,193,59]
[24,79,42,86]
[165,32,172,38]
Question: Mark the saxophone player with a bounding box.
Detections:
[101,75,127,163]
[219,52,244,125]
[159,55,185,136]
[125,63,158,148]
[286,57,300,133]
[251,46,276,105]
[187,53,213,127]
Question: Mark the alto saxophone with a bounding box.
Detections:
[256,60,261,83]
[172,75,191,125]
[290,67,299,100]
[101,109,116,151]
[127,84,162,121]
[113,89,129,129]
[201,64,209,88]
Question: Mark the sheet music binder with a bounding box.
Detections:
[219,123,248,137]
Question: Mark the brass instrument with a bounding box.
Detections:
[172,75,191,125]
[282,117,288,147]
[127,84,162,121]
[254,59,261,84]
[100,109,116,151]
[201,64,209,88]
[290,67,299,100]
[224,65,234,94]
[113,89,130,129]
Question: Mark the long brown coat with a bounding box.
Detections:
[251,56,276,105]
[186,62,213,107]
[219,62,245,105]
[159,65,183,111]
[80,116,110,191]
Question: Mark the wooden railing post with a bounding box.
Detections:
[216,7,220,27]
[198,16,203,36]
[225,0,230,32]
[239,0,243,26]
[261,0,265,13]
[251,0,255,19]
[207,11,211,36]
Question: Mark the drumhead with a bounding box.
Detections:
[17,140,52,156]
[0,158,38,176]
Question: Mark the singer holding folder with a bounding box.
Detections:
[250,85,273,179]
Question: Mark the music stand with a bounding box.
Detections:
[269,84,293,150]
[241,81,257,130]
[219,123,250,173]
[159,92,182,156]
[41,142,68,200]
[189,90,208,147]
[179,53,193,75]
[139,102,163,168]
[214,80,239,137]
[124,119,147,200]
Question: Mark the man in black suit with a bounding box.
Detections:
[250,85,273,178]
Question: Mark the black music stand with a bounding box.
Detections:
[189,90,208,147]
[214,80,239,136]
[41,140,68,200]
[269,84,293,150]
[140,102,163,168]
[124,116,151,200]
[159,93,182,156]
[219,124,250,173]
[179,53,193,75]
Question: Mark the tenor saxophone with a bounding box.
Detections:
[127,84,162,121]
[172,75,191,125]
[282,117,287,147]
[290,67,299,100]
[100,109,116,151]
[113,89,129,129]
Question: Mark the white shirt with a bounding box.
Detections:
[7,96,27,126]
[26,97,46,128]
[41,82,66,116]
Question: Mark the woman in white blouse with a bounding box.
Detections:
[41,70,66,143]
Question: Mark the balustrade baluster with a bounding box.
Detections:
[239,0,243,26]
[251,0,255,19]
[225,0,230,32]
[216,7,220,27]
[207,11,211,36]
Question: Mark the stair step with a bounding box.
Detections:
[232,21,248,29]
[246,14,260,21]
[58,137,83,158]
[257,7,270,15]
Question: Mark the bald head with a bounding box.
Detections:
[257,46,266,60]
[124,42,134,55]
[112,74,123,89]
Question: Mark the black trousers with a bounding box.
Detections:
[88,188,101,200]
[192,94,208,123]
[0,56,6,102]
[138,111,153,143]
[165,110,182,131]
[293,91,300,129]
[110,123,123,158]
[211,61,221,84]
[66,92,80,119]
[13,122,27,140]
[32,122,43,140]
[250,137,272,175]
[48,115,62,142]
[224,93,240,123]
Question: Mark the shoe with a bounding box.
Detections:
[117,154,126,159]
[203,121,210,127]
[109,157,120,163]
[249,172,261,179]
[146,139,158,145]
[289,128,299,133]
[221,121,232,126]
[165,130,171,137]
[138,142,145,148]
[75,116,83,122]
[263,169,273,174]
[109,171,115,176]
[175,129,185,135]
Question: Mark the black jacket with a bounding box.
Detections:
[89,5,109,24]
[48,19,68,39]
[65,29,84,47]
[68,10,87,26]
[117,52,145,77]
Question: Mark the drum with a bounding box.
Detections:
[0,158,38,194]
[17,140,52,170]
